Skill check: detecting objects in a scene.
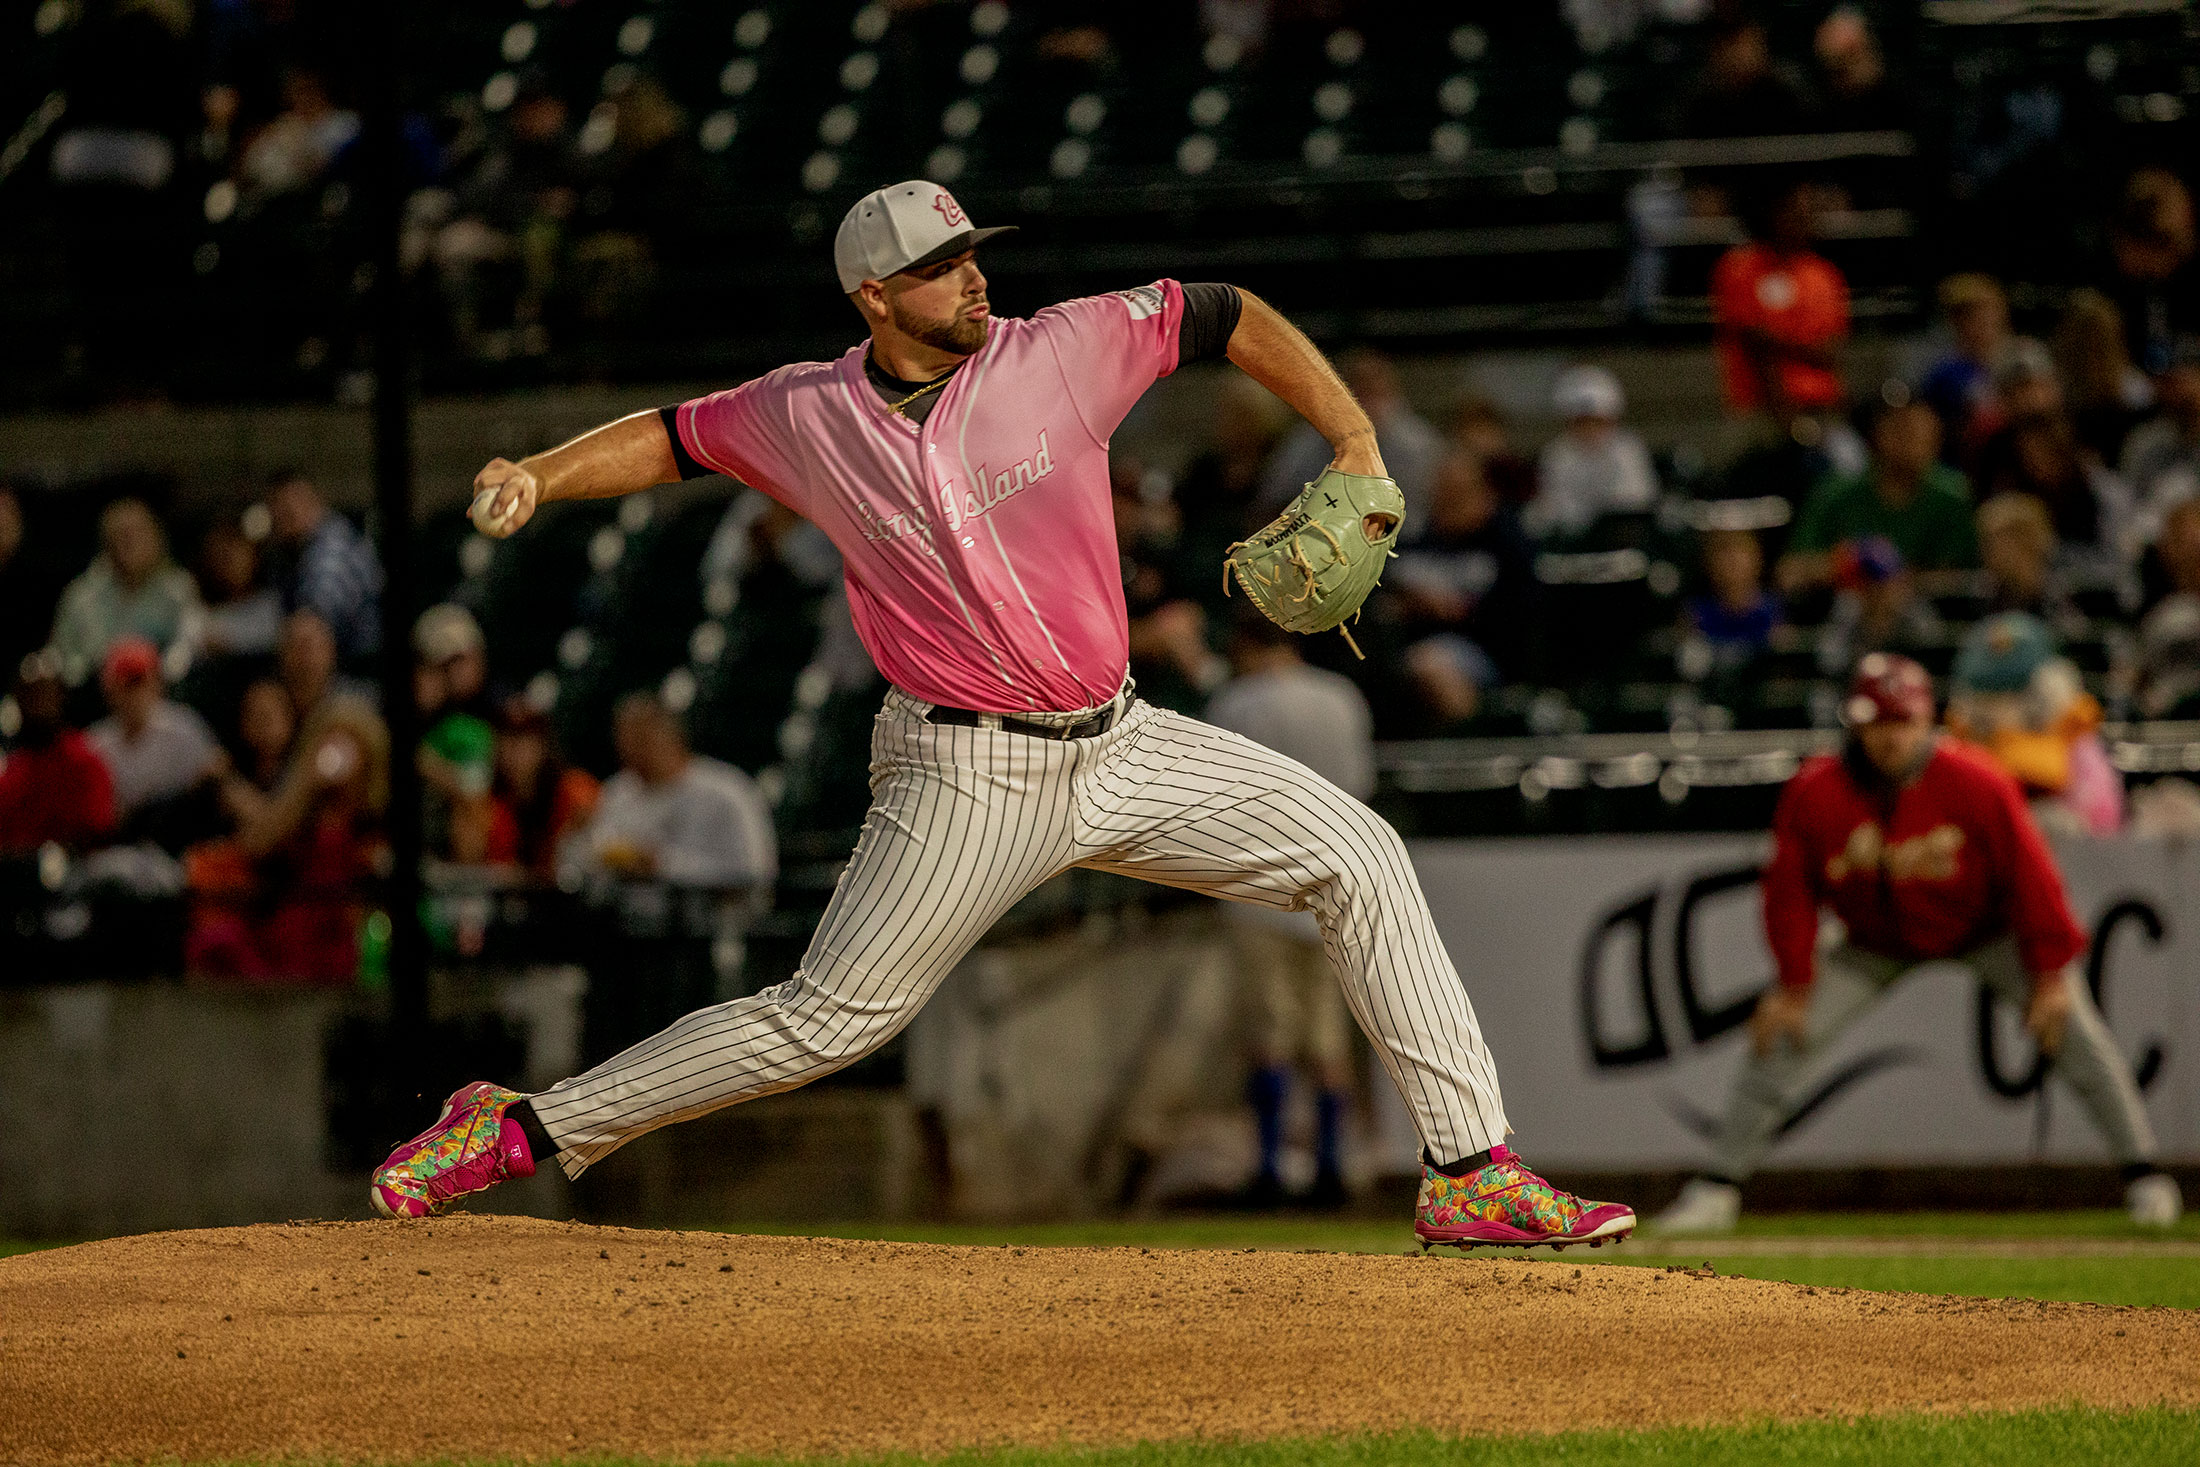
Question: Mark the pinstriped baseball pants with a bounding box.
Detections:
[529,690,1510,1176]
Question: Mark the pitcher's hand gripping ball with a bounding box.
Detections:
[469,456,542,539]
[1224,468,1404,658]
[470,485,524,538]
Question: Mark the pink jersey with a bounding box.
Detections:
[674,279,1189,713]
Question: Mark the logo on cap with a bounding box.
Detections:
[933,191,966,227]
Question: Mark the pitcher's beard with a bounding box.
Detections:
[894,301,989,356]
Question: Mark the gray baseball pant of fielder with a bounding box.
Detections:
[1708,935,2158,1182]
[529,689,1510,1175]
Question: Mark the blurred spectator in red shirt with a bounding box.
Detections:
[484,699,599,879]
[0,652,115,856]
[1712,180,1849,427]
[185,692,387,984]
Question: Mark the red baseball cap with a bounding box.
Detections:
[101,637,160,687]
[1842,652,1934,727]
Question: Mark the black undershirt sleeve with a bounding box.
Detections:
[1177,282,1242,366]
[658,404,710,480]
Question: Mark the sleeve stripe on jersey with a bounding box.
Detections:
[675,399,745,482]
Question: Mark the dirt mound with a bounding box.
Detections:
[6,1216,2199,1465]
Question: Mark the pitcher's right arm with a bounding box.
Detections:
[470,409,682,537]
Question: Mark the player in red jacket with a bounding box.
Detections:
[0,653,115,856]
[1655,653,2179,1232]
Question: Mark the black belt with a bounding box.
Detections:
[925,697,1131,740]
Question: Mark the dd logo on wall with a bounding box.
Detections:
[1576,864,2167,1142]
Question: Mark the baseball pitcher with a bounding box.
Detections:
[370,181,1635,1249]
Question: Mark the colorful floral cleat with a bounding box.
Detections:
[369,1082,535,1219]
[1413,1144,1636,1249]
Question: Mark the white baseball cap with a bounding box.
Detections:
[833,180,1016,293]
[1552,364,1625,420]
[413,602,484,663]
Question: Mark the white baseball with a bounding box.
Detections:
[471,486,519,538]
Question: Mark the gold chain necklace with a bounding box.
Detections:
[887,373,954,416]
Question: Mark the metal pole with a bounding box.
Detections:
[362,6,427,1039]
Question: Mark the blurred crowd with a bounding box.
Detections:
[0,474,772,1060]
[31,0,703,396]
[1101,166,2199,841]
[7,8,2200,1168]
[0,470,386,982]
[8,150,2200,979]
[18,0,2192,404]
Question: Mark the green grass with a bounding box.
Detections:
[0,1237,65,1260]
[734,1207,2200,1248]
[726,1213,2200,1310]
[1703,1209,2200,1240]
[176,1407,2200,1465]
[1571,1253,2200,1309]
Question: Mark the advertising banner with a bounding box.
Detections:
[1412,835,2200,1169]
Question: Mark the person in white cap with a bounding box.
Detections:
[1526,363,1660,542]
[373,180,1636,1253]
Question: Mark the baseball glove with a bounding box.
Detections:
[1223,469,1405,658]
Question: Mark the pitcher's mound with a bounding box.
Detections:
[6,1215,2198,1465]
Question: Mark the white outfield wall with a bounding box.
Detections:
[1413,835,2200,1172]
